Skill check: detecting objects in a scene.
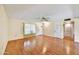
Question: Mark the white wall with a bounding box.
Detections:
[0,5,9,55]
[53,20,64,39]
[74,18,79,42]
[8,19,24,40]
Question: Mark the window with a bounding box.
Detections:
[23,23,36,35]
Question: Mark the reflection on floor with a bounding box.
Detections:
[4,35,79,55]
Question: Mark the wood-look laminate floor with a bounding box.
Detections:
[4,35,79,55]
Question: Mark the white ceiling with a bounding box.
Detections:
[3,4,79,21]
